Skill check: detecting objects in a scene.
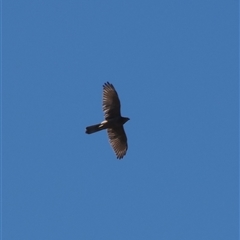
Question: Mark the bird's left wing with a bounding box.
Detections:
[107,126,128,159]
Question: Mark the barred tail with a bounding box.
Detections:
[85,123,103,134]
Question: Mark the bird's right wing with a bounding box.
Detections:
[107,126,128,159]
[103,82,121,120]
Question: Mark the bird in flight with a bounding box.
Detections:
[86,82,130,159]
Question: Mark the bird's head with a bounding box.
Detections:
[122,117,130,124]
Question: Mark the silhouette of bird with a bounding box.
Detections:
[86,82,129,159]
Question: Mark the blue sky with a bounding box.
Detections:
[2,1,239,239]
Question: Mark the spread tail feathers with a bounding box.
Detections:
[86,123,103,134]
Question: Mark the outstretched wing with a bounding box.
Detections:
[107,126,128,159]
[103,82,121,120]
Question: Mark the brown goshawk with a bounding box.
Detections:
[85,82,129,159]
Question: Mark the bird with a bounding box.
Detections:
[85,82,130,159]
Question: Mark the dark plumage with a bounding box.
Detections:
[86,82,129,159]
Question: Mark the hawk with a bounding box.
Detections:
[86,82,129,159]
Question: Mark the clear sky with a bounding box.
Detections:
[2,1,239,239]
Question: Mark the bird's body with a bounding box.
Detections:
[85,82,129,159]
